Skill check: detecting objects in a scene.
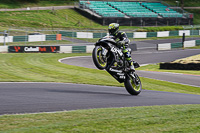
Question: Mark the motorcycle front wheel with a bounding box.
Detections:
[124,73,142,95]
[92,46,108,70]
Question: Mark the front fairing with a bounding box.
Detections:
[95,36,116,46]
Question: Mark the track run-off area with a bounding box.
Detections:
[61,49,200,87]
[0,49,200,115]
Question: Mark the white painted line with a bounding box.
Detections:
[141,76,200,88]
[58,56,90,63]
[140,64,149,67]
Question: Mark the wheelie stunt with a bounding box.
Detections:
[92,23,142,95]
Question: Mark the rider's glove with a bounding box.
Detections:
[117,41,125,47]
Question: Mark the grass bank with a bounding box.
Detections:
[0,9,102,29]
[0,53,199,95]
[0,9,197,30]
[0,0,199,30]
[1,104,200,132]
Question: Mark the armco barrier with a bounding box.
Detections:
[133,32,147,38]
[184,40,196,48]
[157,43,171,51]
[157,31,169,37]
[59,30,199,39]
[0,30,199,43]
[0,46,8,52]
[60,46,95,53]
[0,34,60,43]
[157,39,200,50]
[60,46,72,53]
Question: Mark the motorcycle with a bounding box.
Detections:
[92,36,142,95]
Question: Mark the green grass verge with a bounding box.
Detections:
[138,64,200,76]
[0,9,102,29]
[0,53,199,95]
[1,104,200,132]
[0,9,196,30]
[185,45,200,49]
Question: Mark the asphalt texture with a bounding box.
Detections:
[1,82,200,115]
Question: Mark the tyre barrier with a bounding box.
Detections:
[0,46,8,53]
[160,62,200,70]
[157,39,200,50]
[59,30,200,39]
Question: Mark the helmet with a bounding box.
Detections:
[108,23,119,36]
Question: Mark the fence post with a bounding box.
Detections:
[3,30,7,46]
[182,33,185,48]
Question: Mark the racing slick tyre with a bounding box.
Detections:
[92,46,108,70]
[124,73,142,95]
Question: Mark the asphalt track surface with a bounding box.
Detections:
[1,49,200,115]
[1,82,200,115]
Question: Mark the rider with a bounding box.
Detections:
[108,23,135,71]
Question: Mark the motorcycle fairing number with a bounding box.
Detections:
[111,47,123,56]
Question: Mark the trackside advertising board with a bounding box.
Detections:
[8,46,60,53]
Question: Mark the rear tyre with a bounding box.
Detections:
[124,73,142,95]
[92,46,108,70]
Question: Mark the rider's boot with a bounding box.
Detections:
[129,60,135,71]
[126,57,135,71]
[123,49,135,71]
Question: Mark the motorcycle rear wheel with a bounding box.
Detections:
[124,73,142,95]
[92,46,108,70]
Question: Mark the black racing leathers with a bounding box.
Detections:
[113,31,130,48]
[112,31,132,62]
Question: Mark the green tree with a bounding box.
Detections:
[180,0,184,9]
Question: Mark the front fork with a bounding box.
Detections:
[101,47,108,56]
[99,47,108,62]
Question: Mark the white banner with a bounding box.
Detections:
[86,45,95,53]
[28,35,46,42]
[60,46,72,53]
[0,36,13,43]
[184,40,196,48]
[157,31,169,37]
[0,46,8,52]
[179,30,190,36]
[77,32,93,38]
[157,43,171,50]
[133,32,147,38]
